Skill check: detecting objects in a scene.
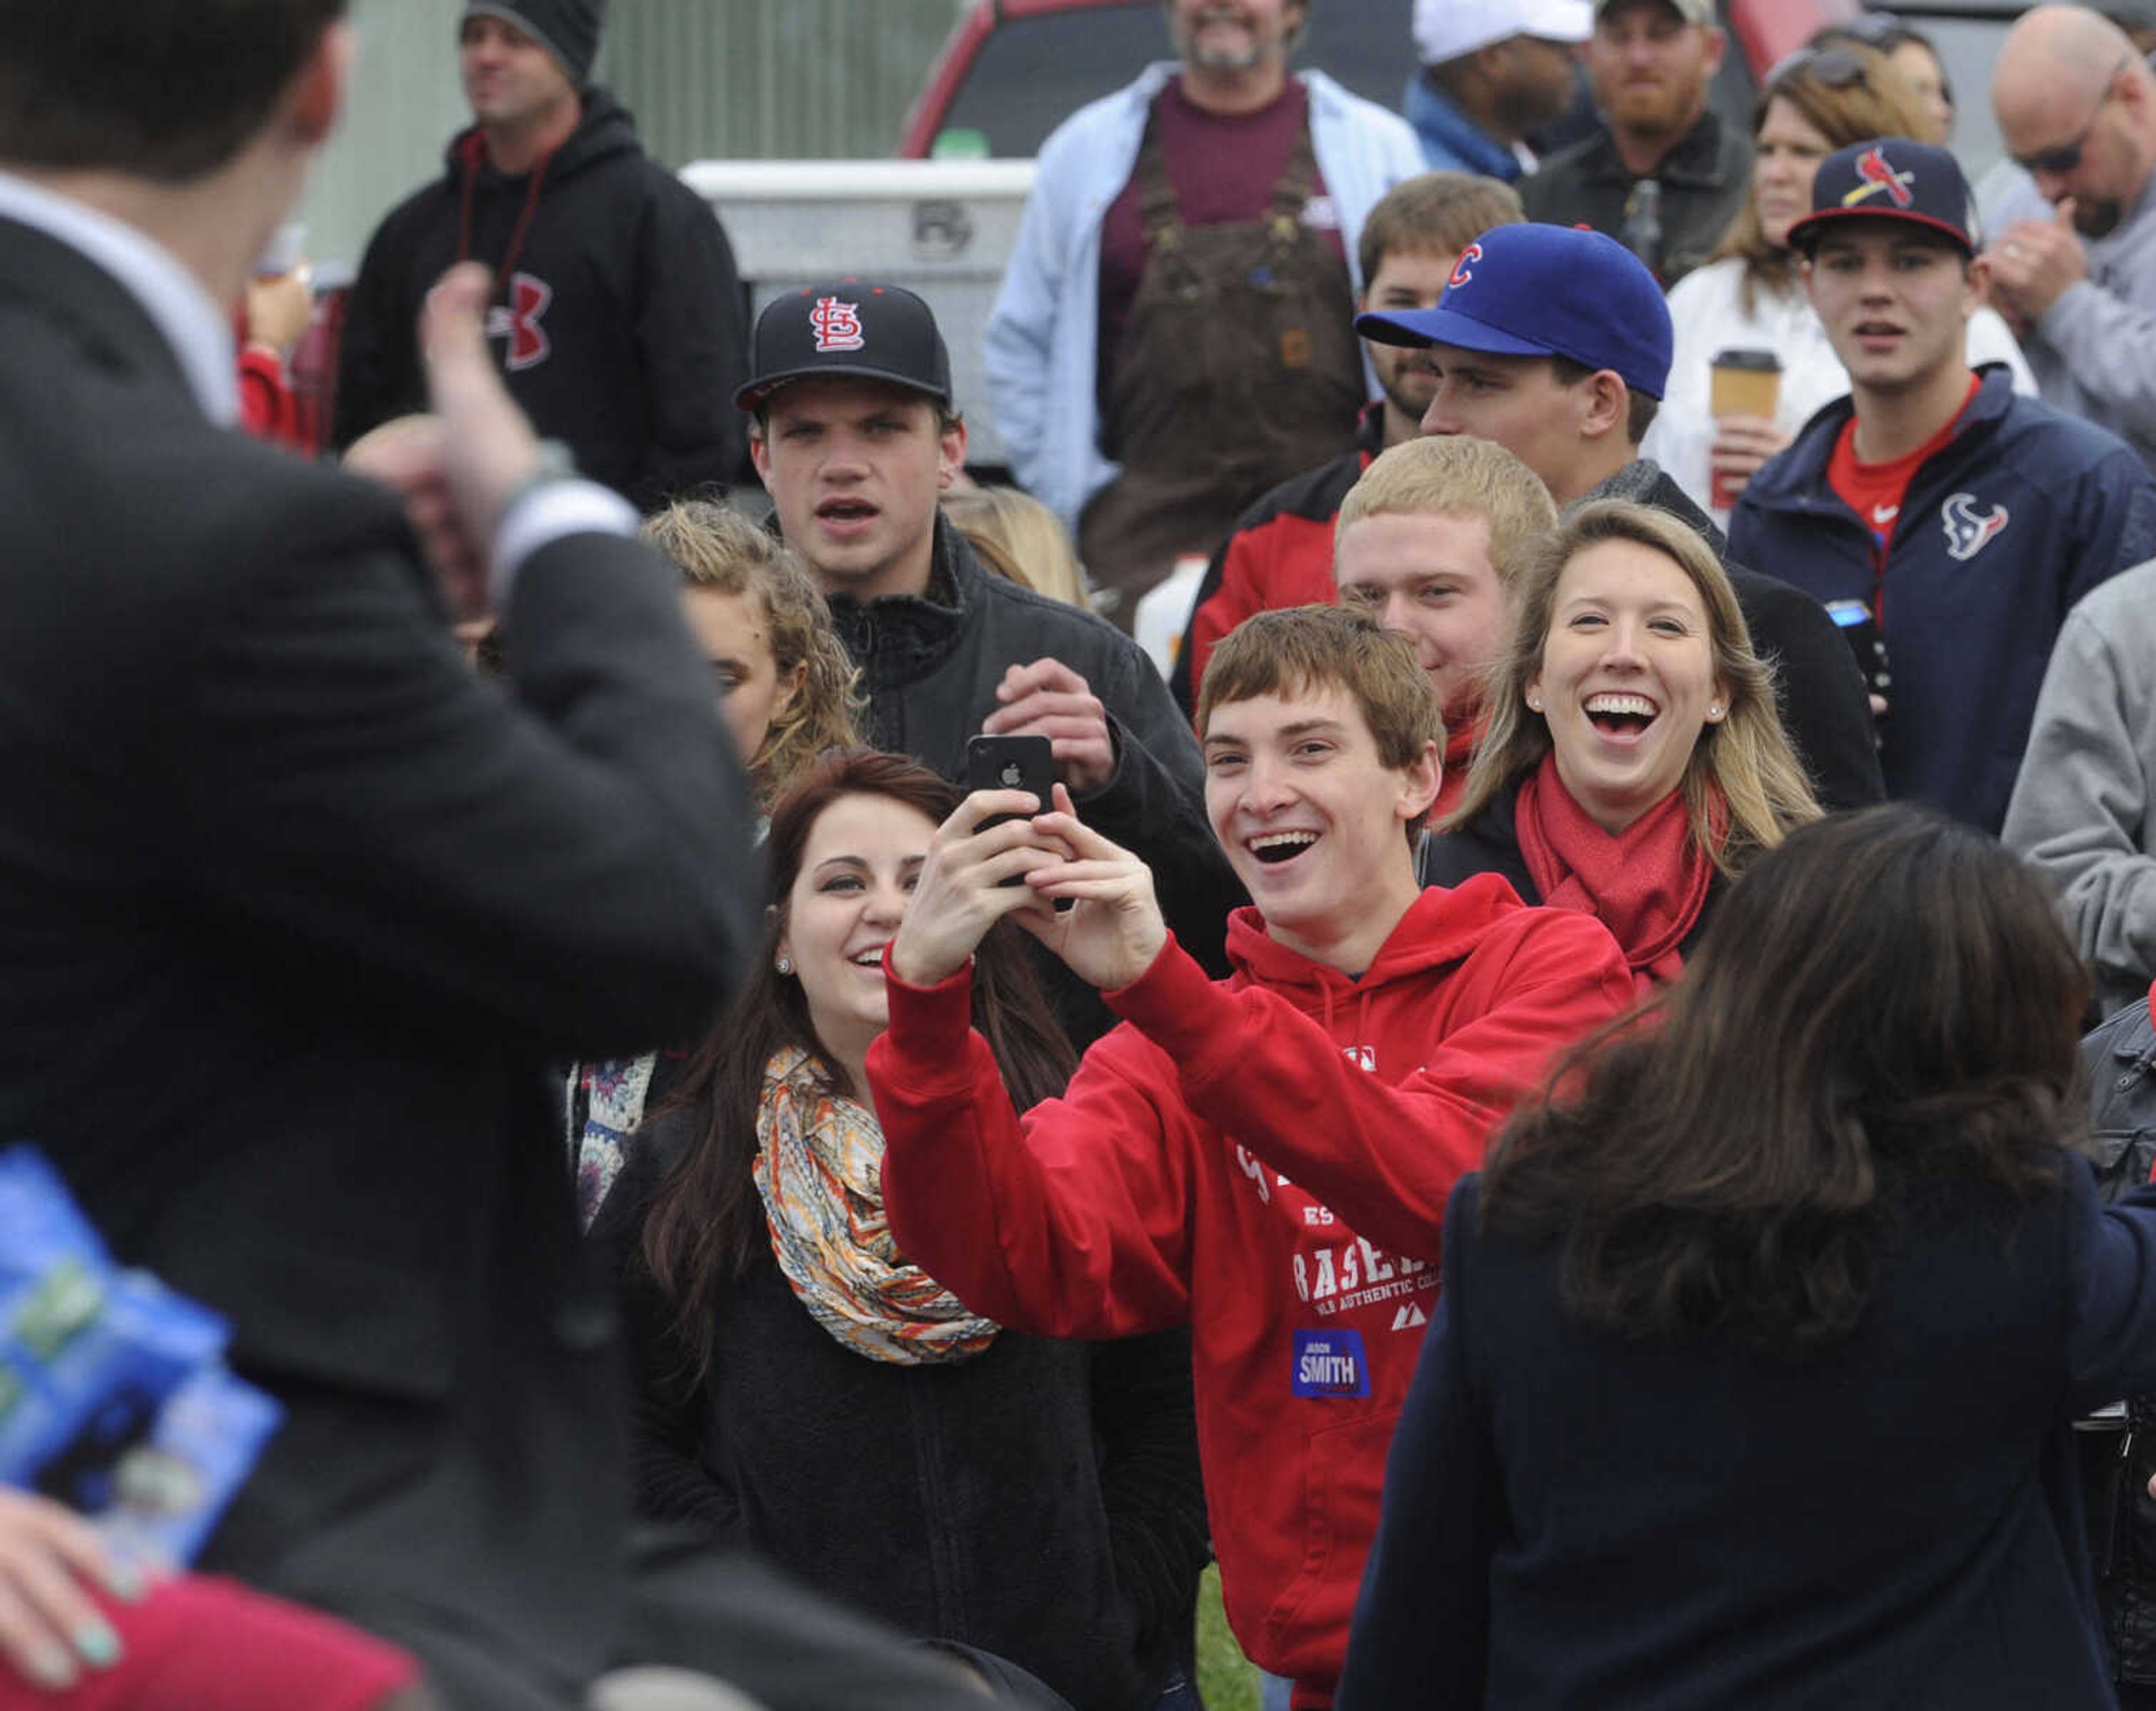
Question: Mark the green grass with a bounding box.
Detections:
[1195,1562,1259,1711]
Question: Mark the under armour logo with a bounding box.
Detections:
[1842,145,1917,210]
[1447,242,1483,290]
[810,296,865,353]
[1940,492,2009,561]
[483,272,553,371]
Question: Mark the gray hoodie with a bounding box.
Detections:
[2003,556,2156,1015]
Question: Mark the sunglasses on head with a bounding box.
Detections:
[2012,56,2131,176]
[1763,45,1874,92]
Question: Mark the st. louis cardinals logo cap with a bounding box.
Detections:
[1354,223,1673,400]
[736,280,954,412]
[1786,138,1978,256]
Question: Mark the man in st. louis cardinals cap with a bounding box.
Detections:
[736,279,954,413]
[1784,136,1979,256]
[737,276,1241,1054]
[1354,221,1890,813]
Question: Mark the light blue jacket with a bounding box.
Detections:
[984,64,1425,530]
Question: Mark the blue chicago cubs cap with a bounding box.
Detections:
[1785,138,1978,257]
[736,280,954,413]
[1354,223,1673,401]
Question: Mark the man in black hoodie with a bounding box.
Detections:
[335,0,748,510]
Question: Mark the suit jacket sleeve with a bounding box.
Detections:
[629,184,751,508]
[169,514,757,1056]
[1336,1180,1496,1711]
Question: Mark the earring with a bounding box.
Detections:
[1526,691,1543,711]
[775,956,793,976]
[1707,702,1724,720]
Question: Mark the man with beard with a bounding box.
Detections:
[1170,172,1523,714]
[1988,4,2156,469]
[984,0,1422,630]
[1405,0,1590,180]
[1519,0,1750,284]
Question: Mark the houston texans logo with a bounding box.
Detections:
[1940,492,2009,561]
[483,272,553,371]
[1447,243,1483,291]
[1842,146,1917,209]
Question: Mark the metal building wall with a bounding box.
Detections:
[300,0,471,275]
[605,0,965,166]
[299,0,965,271]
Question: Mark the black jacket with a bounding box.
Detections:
[824,519,1244,1037]
[1584,459,1885,815]
[599,1121,1209,1711]
[335,89,748,509]
[1520,107,1751,286]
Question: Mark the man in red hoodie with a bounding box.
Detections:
[868,604,1633,1709]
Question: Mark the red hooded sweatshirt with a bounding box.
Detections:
[870,877,1633,1703]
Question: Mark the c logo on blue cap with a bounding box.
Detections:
[1447,243,1483,291]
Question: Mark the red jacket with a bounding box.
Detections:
[870,881,1632,1700]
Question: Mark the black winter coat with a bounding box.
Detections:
[597,1120,1211,1711]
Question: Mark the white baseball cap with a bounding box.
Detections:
[1413,0,1593,66]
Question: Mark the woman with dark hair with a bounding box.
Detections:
[1424,500,1819,992]
[1642,41,2032,521]
[596,748,1207,1711]
[1341,804,2156,1710]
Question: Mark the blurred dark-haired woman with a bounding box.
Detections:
[595,748,1207,1711]
[1342,805,2156,1710]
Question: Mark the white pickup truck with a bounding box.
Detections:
[680,158,1037,475]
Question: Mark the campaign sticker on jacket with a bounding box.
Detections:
[1292,1328,1372,1399]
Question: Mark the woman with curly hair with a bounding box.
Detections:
[573,500,864,1221]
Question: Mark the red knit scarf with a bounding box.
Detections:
[1514,752,1719,995]
[1432,711,1484,824]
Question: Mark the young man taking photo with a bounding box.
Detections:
[1731,137,2156,834]
[866,605,1634,1710]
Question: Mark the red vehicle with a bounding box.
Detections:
[900,0,1878,164]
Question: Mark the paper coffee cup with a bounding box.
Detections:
[1709,347,1782,509]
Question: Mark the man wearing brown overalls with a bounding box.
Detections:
[985,0,1425,632]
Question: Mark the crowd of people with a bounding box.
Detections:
[15,0,2156,1708]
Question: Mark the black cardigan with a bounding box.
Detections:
[595,1119,1210,1711]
